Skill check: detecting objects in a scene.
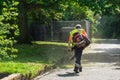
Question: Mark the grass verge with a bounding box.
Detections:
[0,41,72,77]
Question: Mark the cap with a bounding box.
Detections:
[75,24,81,29]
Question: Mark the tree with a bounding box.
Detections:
[17,0,120,41]
[17,0,67,43]
[78,0,120,15]
[0,0,19,59]
[17,0,31,43]
[61,1,88,20]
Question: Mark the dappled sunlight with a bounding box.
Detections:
[0,41,69,77]
[0,61,45,75]
[88,43,120,54]
[90,43,120,49]
[88,50,106,53]
[82,43,120,68]
[35,41,68,46]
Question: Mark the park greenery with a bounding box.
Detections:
[0,0,120,77]
[0,0,19,60]
[0,41,69,77]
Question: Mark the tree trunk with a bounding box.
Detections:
[18,1,31,44]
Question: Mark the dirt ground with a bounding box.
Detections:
[33,41,120,80]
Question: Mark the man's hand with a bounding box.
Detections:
[67,47,71,52]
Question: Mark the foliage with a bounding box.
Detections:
[96,15,120,38]
[0,41,69,76]
[78,0,120,15]
[79,0,120,38]
[0,0,19,60]
[1,0,119,43]
[61,1,89,20]
[17,0,68,43]
[27,0,93,21]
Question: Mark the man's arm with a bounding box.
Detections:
[67,35,72,51]
[82,29,88,38]
[68,41,71,51]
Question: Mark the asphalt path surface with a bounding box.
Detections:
[34,42,120,80]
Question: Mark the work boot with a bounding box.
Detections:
[74,66,79,73]
[79,66,82,72]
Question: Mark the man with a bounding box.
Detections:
[68,24,90,73]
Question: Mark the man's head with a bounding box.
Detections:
[75,24,82,31]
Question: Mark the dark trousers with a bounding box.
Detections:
[74,47,83,67]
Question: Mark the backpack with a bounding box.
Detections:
[72,32,90,48]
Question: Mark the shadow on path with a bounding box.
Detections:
[57,72,79,77]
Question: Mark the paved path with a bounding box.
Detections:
[34,43,120,80]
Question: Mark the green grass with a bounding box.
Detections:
[0,41,70,76]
